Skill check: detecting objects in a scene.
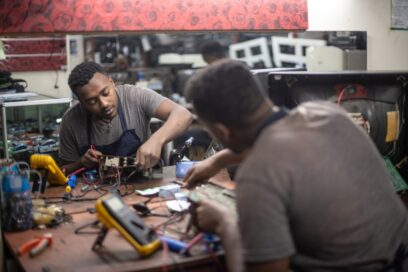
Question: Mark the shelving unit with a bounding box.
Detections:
[0,93,71,159]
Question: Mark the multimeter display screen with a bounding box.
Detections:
[106,197,124,212]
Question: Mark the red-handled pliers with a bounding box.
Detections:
[18,233,53,257]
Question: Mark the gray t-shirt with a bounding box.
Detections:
[59,85,166,162]
[236,101,408,271]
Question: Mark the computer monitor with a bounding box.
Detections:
[267,71,408,156]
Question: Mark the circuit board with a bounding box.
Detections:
[193,182,237,218]
[100,155,163,180]
[102,155,136,170]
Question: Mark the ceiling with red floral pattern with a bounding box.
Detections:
[0,0,308,34]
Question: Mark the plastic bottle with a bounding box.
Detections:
[1,172,33,231]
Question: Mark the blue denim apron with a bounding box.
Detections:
[80,95,142,157]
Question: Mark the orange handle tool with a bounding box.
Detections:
[18,238,41,256]
[18,234,53,257]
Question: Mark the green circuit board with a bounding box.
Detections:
[193,182,237,218]
[384,157,408,192]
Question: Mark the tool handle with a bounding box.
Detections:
[160,236,187,253]
[29,239,49,257]
[18,238,40,256]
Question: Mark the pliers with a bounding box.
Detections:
[17,233,53,257]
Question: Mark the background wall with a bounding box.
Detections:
[308,0,408,70]
[1,0,307,98]
[12,70,70,97]
[7,0,408,98]
[8,35,82,98]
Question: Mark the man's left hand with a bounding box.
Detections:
[135,138,162,170]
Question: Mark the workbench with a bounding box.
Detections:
[2,167,234,272]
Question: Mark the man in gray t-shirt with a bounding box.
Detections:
[183,60,408,272]
[59,62,192,174]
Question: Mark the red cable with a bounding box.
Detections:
[67,167,86,178]
[184,232,204,252]
[337,89,346,105]
[161,239,169,272]
[67,145,97,178]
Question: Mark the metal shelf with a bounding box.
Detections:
[0,93,71,159]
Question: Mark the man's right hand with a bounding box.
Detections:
[183,148,247,189]
[183,156,221,189]
[80,148,103,168]
[195,199,232,234]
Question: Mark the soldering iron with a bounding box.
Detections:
[169,137,194,164]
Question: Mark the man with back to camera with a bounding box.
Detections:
[183,59,408,272]
[200,40,226,65]
[59,61,192,174]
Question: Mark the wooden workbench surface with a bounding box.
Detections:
[3,167,234,272]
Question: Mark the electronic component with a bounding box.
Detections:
[65,175,77,193]
[100,154,163,180]
[158,184,180,199]
[101,155,136,170]
[84,169,98,181]
[94,193,161,256]
[100,155,140,181]
[192,182,237,218]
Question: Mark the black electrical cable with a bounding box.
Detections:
[47,36,62,89]
[74,220,101,235]
[44,197,100,205]
[338,97,400,105]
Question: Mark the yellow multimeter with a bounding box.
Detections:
[94,193,161,257]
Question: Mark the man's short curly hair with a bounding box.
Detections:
[184,59,268,128]
[68,62,106,95]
